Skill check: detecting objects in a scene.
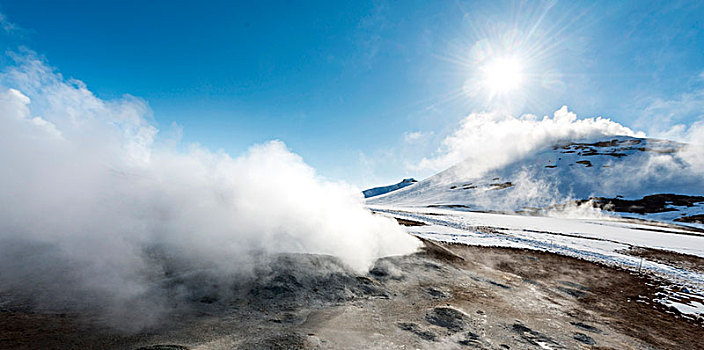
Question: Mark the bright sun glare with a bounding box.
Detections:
[482,56,524,94]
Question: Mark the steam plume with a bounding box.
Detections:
[0,52,419,327]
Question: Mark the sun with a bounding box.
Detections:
[481,56,525,94]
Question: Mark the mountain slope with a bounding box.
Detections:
[368,136,704,224]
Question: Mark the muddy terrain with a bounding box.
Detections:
[2,241,703,349]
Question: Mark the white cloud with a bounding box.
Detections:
[0,52,419,328]
[417,106,643,177]
[636,88,704,137]
[633,78,704,172]
[352,1,387,68]
[403,130,431,143]
[0,13,17,33]
[0,88,62,138]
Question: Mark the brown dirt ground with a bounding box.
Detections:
[1,242,703,349]
[466,244,704,349]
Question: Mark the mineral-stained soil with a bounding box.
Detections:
[2,242,703,349]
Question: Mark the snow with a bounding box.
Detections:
[654,285,704,321]
[369,205,704,319]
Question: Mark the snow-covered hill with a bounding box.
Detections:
[367,136,704,320]
[362,178,418,198]
[368,136,704,225]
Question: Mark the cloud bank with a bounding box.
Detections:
[0,52,419,327]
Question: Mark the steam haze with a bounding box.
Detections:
[0,52,420,327]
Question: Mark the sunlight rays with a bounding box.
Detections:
[419,1,597,115]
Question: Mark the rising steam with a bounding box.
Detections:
[418,106,645,177]
[0,52,419,327]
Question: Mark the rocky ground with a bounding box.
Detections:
[2,240,703,349]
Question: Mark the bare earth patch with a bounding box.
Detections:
[1,242,703,349]
[393,217,428,227]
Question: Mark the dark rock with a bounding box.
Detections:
[675,214,704,224]
[197,295,218,304]
[426,287,449,299]
[248,254,390,307]
[570,321,602,334]
[558,281,589,291]
[394,217,428,226]
[397,322,437,341]
[557,286,586,298]
[573,332,596,345]
[252,275,302,299]
[489,182,513,190]
[369,266,388,278]
[577,194,704,215]
[369,260,404,281]
[488,280,511,289]
[511,322,563,348]
[458,331,488,347]
[426,306,469,332]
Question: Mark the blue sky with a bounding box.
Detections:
[1,0,703,188]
